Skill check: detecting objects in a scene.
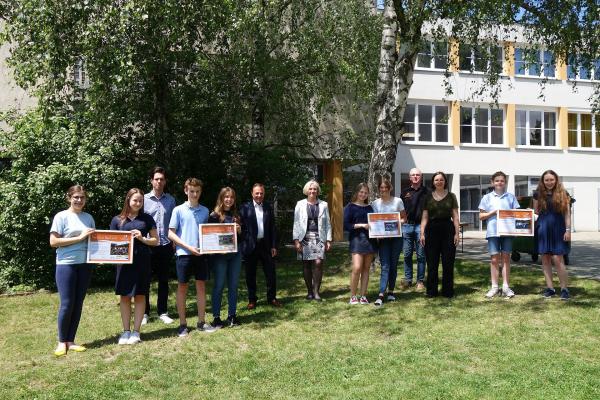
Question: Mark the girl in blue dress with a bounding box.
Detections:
[111,188,159,344]
[344,183,377,305]
[533,170,571,300]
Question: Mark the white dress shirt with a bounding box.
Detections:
[254,201,265,239]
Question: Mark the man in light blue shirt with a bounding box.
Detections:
[143,167,177,324]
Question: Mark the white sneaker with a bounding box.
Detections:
[386,293,396,301]
[359,296,369,305]
[118,331,131,345]
[485,287,500,298]
[127,331,141,345]
[141,314,148,325]
[159,313,174,324]
[349,296,359,305]
[502,287,515,298]
[374,296,384,307]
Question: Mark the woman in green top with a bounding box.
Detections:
[419,172,460,297]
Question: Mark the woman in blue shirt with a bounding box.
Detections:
[110,188,158,345]
[49,185,96,356]
[344,183,376,305]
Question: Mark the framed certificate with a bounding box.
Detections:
[496,209,535,237]
[199,223,238,254]
[367,212,402,238]
[87,230,134,264]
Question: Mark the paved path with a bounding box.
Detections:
[459,231,600,280]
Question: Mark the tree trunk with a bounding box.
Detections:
[368,1,418,198]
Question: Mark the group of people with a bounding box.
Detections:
[49,167,573,357]
[50,167,280,356]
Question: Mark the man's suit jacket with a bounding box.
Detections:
[240,201,278,257]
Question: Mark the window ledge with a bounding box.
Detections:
[515,145,562,150]
[513,75,558,81]
[567,147,600,153]
[460,143,507,149]
[401,141,453,147]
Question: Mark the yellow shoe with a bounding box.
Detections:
[54,347,67,357]
[68,344,87,352]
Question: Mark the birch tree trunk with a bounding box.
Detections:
[367,1,419,197]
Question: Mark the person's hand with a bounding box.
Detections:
[188,246,202,256]
[453,233,460,246]
[294,241,303,253]
[235,223,241,234]
[419,234,425,247]
[564,231,571,242]
[78,228,95,240]
[131,229,143,241]
[325,241,332,252]
[271,248,278,258]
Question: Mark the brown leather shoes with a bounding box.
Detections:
[269,299,282,307]
[247,302,257,310]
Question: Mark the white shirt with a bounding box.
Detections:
[254,201,264,239]
[371,197,405,213]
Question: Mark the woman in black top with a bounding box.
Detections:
[419,172,460,298]
[111,188,159,344]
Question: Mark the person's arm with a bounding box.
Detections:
[49,229,95,248]
[323,203,332,251]
[452,208,460,246]
[479,209,496,221]
[293,202,303,253]
[168,228,201,256]
[563,201,572,242]
[268,204,278,257]
[135,228,159,247]
[419,210,428,246]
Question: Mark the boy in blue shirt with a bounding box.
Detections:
[168,178,216,336]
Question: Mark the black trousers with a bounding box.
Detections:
[245,239,277,302]
[145,243,174,315]
[425,219,456,297]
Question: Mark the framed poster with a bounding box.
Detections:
[199,223,238,254]
[367,212,402,238]
[87,230,134,264]
[496,209,535,236]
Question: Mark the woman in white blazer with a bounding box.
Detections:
[293,180,332,301]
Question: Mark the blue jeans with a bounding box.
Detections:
[55,263,93,342]
[211,251,242,319]
[378,237,403,294]
[402,224,426,283]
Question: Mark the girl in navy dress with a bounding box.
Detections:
[533,170,571,300]
[110,188,159,344]
[344,183,377,305]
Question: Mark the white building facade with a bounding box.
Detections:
[394,39,599,232]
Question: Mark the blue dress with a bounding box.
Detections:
[343,203,377,254]
[535,193,568,255]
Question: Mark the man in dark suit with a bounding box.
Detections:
[240,183,281,309]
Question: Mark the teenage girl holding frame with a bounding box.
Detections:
[110,188,159,344]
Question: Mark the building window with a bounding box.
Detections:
[460,106,504,145]
[402,104,449,144]
[71,58,89,89]
[460,174,495,231]
[514,176,539,199]
[516,110,557,147]
[416,41,448,69]
[459,44,502,73]
[515,47,555,78]
[568,112,599,148]
[375,0,384,10]
[567,57,600,81]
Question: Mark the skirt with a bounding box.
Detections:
[298,232,325,261]
[349,231,377,254]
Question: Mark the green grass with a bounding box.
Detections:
[2,247,600,399]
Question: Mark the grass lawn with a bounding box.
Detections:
[1,246,600,399]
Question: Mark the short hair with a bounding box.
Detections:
[184,177,203,190]
[302,180,320,196]
[350,183,370,204]
[150,166,167,180]
[65,185,86,203]
[251,183,265,191]
[430,171,449,189]
[490,171,507,181]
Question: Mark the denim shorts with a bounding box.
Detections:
[176,255,210,283]
[487,236,513,255]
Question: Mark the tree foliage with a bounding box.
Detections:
[0,0,381,290]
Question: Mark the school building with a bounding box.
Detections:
[389,37,599,233]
